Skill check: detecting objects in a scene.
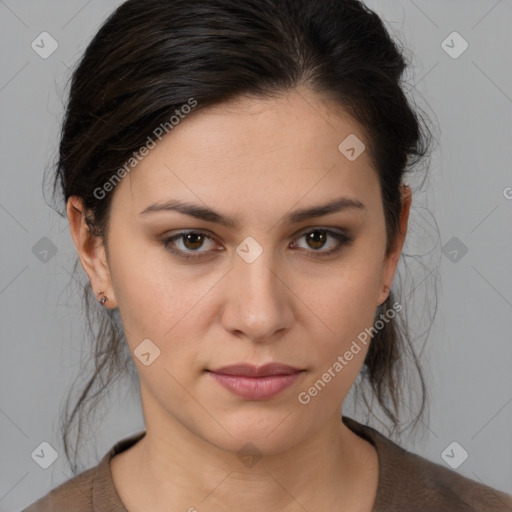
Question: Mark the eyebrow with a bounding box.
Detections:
[139,196,367,229]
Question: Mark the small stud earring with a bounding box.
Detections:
[98,291,108,306]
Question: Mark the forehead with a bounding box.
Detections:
[113,87,381,221]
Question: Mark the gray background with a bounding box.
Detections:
[1,0,511,510]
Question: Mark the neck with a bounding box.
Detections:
[112,410,379,512]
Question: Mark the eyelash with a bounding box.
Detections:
[161,228,353,261]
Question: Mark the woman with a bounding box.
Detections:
[23,0,512,510]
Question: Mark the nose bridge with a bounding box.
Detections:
[225,235,292,340]
[235,236,282,305]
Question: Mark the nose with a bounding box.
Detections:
[221,249,294,343]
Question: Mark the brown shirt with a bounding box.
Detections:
[22,416,512,511]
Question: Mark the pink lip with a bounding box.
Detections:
[207,363,305,400]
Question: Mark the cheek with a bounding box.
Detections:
[107,236,222,385]
[107,232,192,345]
[293,253,384,388]
[293,276,380,410]
[302,261,382,338]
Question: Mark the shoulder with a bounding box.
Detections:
[20,431,146,512]
[343,416,512,511]
[393,444,512,511]
[20,465,97,512]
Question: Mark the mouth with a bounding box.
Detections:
[206,363,305,400]
[208,362,303,377]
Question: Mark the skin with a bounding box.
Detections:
[67,86,411,512]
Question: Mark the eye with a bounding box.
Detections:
[291,228,353,259]
[162,231,221,261]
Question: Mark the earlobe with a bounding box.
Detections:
[377,284,390,307]
[66,196,117,308]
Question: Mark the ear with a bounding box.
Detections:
[66,196,117,308]
[376,184,412,307]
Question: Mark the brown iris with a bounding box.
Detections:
[305,230,328,250]
[182,232,205,250]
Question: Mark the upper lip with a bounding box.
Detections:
[208,363,303,377]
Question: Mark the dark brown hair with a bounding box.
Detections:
[49,0,436,473]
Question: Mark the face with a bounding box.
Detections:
[69,86,410,455]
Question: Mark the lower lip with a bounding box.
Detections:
[207,371,304,400]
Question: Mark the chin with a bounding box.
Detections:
[198,411,308,457]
